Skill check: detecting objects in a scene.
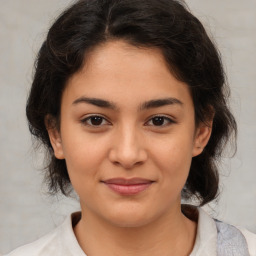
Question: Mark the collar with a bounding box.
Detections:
[60,207,218,256]
[189,206,217,256]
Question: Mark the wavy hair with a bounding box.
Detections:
[26,0,237,205]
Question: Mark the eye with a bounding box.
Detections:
[81,115,110,127]
[145,115,175,127]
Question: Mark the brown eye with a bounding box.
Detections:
[90,116,104,126]
[81,115,110,127]
[146,115,175,127]
[152,116,165,126]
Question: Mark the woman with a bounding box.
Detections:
[5,0,256,255]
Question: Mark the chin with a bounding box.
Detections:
[103,206,157,228]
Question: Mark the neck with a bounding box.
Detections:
[74,205,197,256]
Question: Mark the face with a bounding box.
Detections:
[48,40,211,228]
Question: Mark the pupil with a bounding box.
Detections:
[153,117,164,126]
[91,116,103,125]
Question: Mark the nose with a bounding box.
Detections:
[108,126,148,169]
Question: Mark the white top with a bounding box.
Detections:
[4,208,256,256]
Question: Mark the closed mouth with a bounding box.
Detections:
[102,177,154,185]
[101,178,155,195]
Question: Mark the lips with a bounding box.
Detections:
[103,178,153,185]
[102,178,154,195]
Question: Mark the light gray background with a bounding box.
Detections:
[0,0,255,254]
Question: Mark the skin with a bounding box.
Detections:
[47,40,212,256]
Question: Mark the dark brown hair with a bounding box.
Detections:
[26,0,237,205]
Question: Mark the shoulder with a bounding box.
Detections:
[187,205,256,256]
[215,220,256,256]
[239,228,256,256]
[4,212,85,256]
[3,227,61,256]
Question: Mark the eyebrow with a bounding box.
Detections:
[139,98,183,110]
[72,97,183,111]
[72,97,118,110]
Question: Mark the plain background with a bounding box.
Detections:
[0,0,255,254]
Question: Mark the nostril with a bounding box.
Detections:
[111,158,145,170]
[113,161,120,166]
[108,140,148,169]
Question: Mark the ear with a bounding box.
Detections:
[45,115,65,160]
[192,120,213,157]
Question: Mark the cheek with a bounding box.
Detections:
[63,146,102,200]
[60,132,109,188]
[150,133,194,183]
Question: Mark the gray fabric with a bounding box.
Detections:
[216,220,250,256]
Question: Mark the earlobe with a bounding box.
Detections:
[45,116,65,160]
[192,121,213,157]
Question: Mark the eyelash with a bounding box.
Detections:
[81,115,111,127]
[81,115,175,128]
[145,115,175,127]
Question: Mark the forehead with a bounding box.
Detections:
[84,40,169,73]
[64,40,192,108]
